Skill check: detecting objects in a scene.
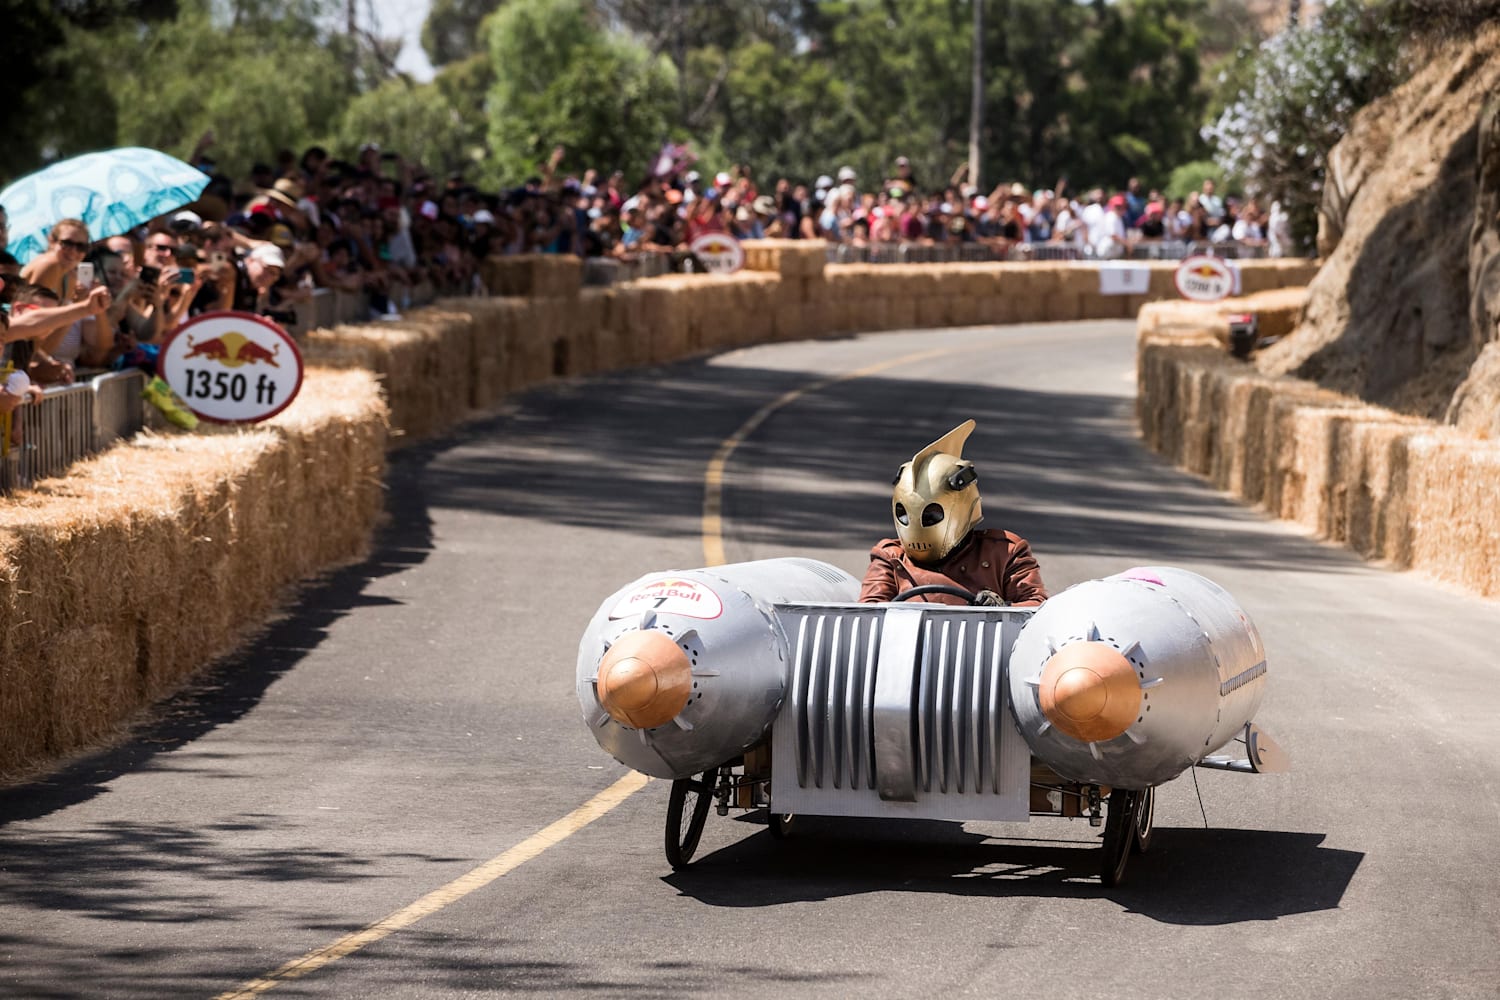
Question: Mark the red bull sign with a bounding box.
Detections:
[688,233,745,275]
[159,311,304,423]
[610,577,725,620]
[1174,254,1238,302]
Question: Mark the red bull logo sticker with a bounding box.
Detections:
[159,311,304,424]
[1174,255,1238,302]
[688,233,745,275]
[609,577,725,620]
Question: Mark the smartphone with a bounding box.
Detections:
[76,262,95,290]
[210,251,228,265]
[178,267,195,285]
[139,265,161,286]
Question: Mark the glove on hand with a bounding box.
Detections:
[974,589,1006,607]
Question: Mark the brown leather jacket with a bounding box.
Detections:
[858,528,1049,606]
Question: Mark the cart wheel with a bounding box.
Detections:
[1100,788,1140,888]
[665,767,718,870]
[768,812,795,840]
[1132,786,1155,854]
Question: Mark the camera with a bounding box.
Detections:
[139,265,161,286]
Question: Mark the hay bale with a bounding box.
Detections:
[742,239,827,278]
[915,296,950,329]
[1404,434,1500,596]
[480,254,582,298]
[304,304,475,442]
[0,367,386,781]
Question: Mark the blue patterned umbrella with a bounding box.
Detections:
[1,147,209,264]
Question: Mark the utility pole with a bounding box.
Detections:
[968,0,983,191]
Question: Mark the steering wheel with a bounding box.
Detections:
[892,584,983,605]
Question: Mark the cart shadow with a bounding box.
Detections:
[665,818,1362,926]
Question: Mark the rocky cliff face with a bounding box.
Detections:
[1256,25,1500,430]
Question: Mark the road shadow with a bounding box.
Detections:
[665,816,1361,925]
[0,442,442,825]
[422,348,1380,577]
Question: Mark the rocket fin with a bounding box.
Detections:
[1247,724,1290,773]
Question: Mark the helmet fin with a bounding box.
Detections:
[911,419,975,469]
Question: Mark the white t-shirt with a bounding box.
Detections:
[52,321,84,365]
[1093,212,1126,255]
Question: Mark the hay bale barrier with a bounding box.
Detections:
[0,368,387,782]
[1,248,1324,782]
[1138,294,1500,598]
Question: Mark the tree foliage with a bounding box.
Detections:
[1203,2,1407,252]
[484,0,677,185]
[422,0,504,68]
[6,0,1389,209]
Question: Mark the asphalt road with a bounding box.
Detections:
[2,319,1498,999]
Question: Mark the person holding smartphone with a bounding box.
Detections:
[20,218,92,303]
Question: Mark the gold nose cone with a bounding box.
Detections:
[1038,641,1142,743]
[596,630,692,729]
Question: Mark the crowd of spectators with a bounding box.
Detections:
[1,133,1286,407]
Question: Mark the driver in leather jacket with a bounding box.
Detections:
[858,419,1049,607]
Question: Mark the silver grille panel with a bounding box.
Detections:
[772,604,1034,821]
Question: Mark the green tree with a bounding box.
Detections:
[1070,0,1208,188]
[103,1,357,177]
[336,74,485,179]
[484,0,677,184]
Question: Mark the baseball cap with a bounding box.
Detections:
[685,170,700,183]
[1107,194,1128,209]
[472,209,496,224]
[248,243,285,269]
[714,171,732,187]
[895,156,910,167]
[837,166,857,182]
[815,174,834,190]
[170,210,203,230]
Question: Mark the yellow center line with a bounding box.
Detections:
[223,337,979,997]
[215,772,649,998]
[702,345,972,567]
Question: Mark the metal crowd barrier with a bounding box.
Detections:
[1007,244,1087,261]
[0,370,148,494]
[287,288,368,335]
[579,252,675,286]
[281,282,442,335]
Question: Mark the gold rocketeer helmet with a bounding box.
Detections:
[891,419,983,563]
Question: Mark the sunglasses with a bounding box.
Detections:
[56,238,88,251]
[148,243,176,253]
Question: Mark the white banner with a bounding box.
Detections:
[1097,264,1151,296]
